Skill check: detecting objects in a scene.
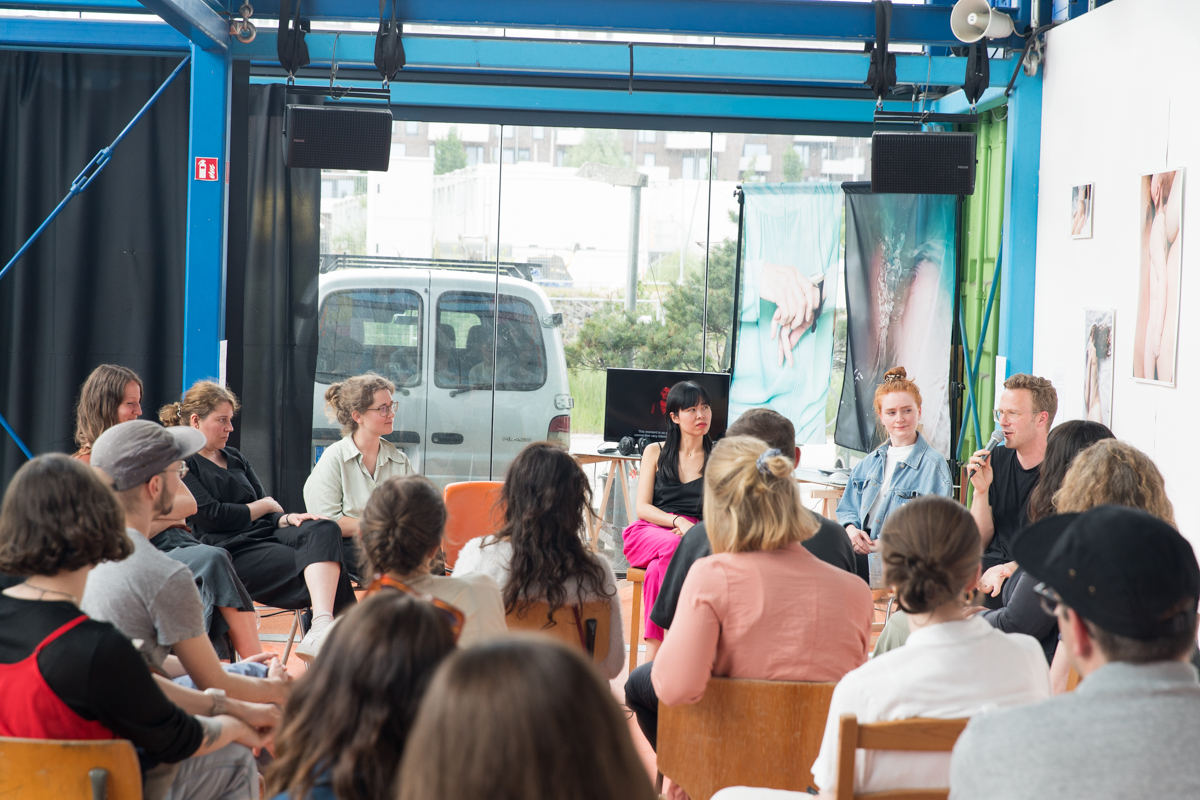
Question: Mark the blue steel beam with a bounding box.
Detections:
[0,0,1021,47]
[135,0,228,51]
[183,42,230,390]
[998,68,1041,376]
[0,17,189,52]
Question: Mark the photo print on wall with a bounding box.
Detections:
[1083,309,1114,428]
[1071,184,1093,239]
[1133,168,1184,386]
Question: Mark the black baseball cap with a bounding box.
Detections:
[1012,505,1200,640]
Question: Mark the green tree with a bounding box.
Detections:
[564,130,629,169]
[783,147,805,182]
[434,126,467,175]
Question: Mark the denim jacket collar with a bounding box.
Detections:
[865,431,933,473]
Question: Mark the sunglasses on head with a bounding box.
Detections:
[364,575,466,641]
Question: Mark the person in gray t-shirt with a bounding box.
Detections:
[950,505,1200,800]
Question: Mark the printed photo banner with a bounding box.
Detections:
[729,183,843,444]
[836,185,957,458]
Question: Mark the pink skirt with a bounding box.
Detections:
[622,517,697,642]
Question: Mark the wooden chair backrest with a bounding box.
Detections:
[835,714,969,800]
[505,598,611,663]
[625,567,646,674]
[442,481,504,569]
[657,678,836,800]
[1066,667,1081,692]
[0,737,142,800]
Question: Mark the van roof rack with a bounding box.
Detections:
[319,254,533,281]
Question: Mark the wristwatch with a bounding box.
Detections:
[204,687,227,716]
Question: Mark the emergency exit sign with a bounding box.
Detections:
[194,157,219,181]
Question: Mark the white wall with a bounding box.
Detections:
[1034,0,1199,538]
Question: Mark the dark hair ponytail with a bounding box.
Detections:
[656,381,713,483]
[880,495,980,614]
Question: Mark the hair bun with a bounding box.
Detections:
[884,367,908,383]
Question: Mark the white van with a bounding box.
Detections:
[311,256,573,488]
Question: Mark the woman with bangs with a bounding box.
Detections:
[622,381,713,661]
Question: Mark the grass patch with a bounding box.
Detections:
[568,369,606,434]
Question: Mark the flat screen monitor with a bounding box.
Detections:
[603,368,730,443]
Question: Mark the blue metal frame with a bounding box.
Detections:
[183,42,230,391]
[134,0,228,51]
[0,17,189,53]
[998,70,1041,377]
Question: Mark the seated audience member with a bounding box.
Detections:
[266,592,456,800]
[358,475,506,647]
[875,420,1114,659]
[82,421,291,709]
[623,380,713,661]
[303,373,414,582]
[648,407,855,638]
[949,506,1200,799]
[712,496,1050,800]
[396,637,657,800]
[455,442,624,678]
[0,454,267,800]
[1042,438,1179,692]
[837,368,954,583]
[73,363,261,659]
[626,436,873,763]
[162,381,356,661]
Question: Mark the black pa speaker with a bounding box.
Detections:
[871,132,977,195]
[285,105,393,171]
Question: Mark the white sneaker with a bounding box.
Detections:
[294,614,335,664]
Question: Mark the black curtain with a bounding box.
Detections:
[0,52,190,490]
[236,84,321,512]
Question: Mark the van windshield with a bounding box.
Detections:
[316,289,423,385]
[436,292,547,391]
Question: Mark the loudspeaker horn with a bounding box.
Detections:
[950,0,1016,43]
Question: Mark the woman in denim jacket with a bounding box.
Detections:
[836,367,953,583]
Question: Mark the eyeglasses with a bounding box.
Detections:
[1033,582,1064,618]
[370,402,399,418]
[993,409,1033,423]
[364,575,466,641]
[164,464,189,479]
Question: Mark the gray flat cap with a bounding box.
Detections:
[92,420,206,491]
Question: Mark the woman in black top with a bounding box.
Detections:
[162,382,356,663]
[622,381,713,660]
[0,455,262,778]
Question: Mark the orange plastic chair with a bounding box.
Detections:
[442,481,505,570]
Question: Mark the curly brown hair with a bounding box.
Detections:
[159,380,240,427]
[74,364,143,455]
[266,592,456,800]
[360,475,446,579]
[0,454,132,576]
[325,373,395,436]
[880,495,980,614]
[494,442,609,622]
[1054,439,1175,525]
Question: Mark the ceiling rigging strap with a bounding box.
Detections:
[963,41,989,110]
[864,0,896,108]
[277,0,310,84]
[375,0,406,87]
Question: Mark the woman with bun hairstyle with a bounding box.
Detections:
[358,474,505,648]
[304,373,413,578]
[629,436,872,775]
[622,380,713,661]
[836,367,953,583]
[72,364,262,658]
[716,497,1050,800]
[162,381,356,663]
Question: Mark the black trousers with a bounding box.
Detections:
[625,662,660,751]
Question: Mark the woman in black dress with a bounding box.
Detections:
[161,381,356,662]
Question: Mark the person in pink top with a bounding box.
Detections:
[633,436,873,797]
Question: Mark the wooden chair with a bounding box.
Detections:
[0,737,142,799]
[506,598,611,664]
[657,678,836,800]
[1066,667,1081,692]
[442,481,505,570]
[626,567,645,673]
[834,714,969,800]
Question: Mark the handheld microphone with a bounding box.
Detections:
[968,429,1006,479]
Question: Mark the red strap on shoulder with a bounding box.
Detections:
[34,615,90,655]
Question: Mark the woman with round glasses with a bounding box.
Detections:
[162,381,356,663]
[304,372,414,581]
